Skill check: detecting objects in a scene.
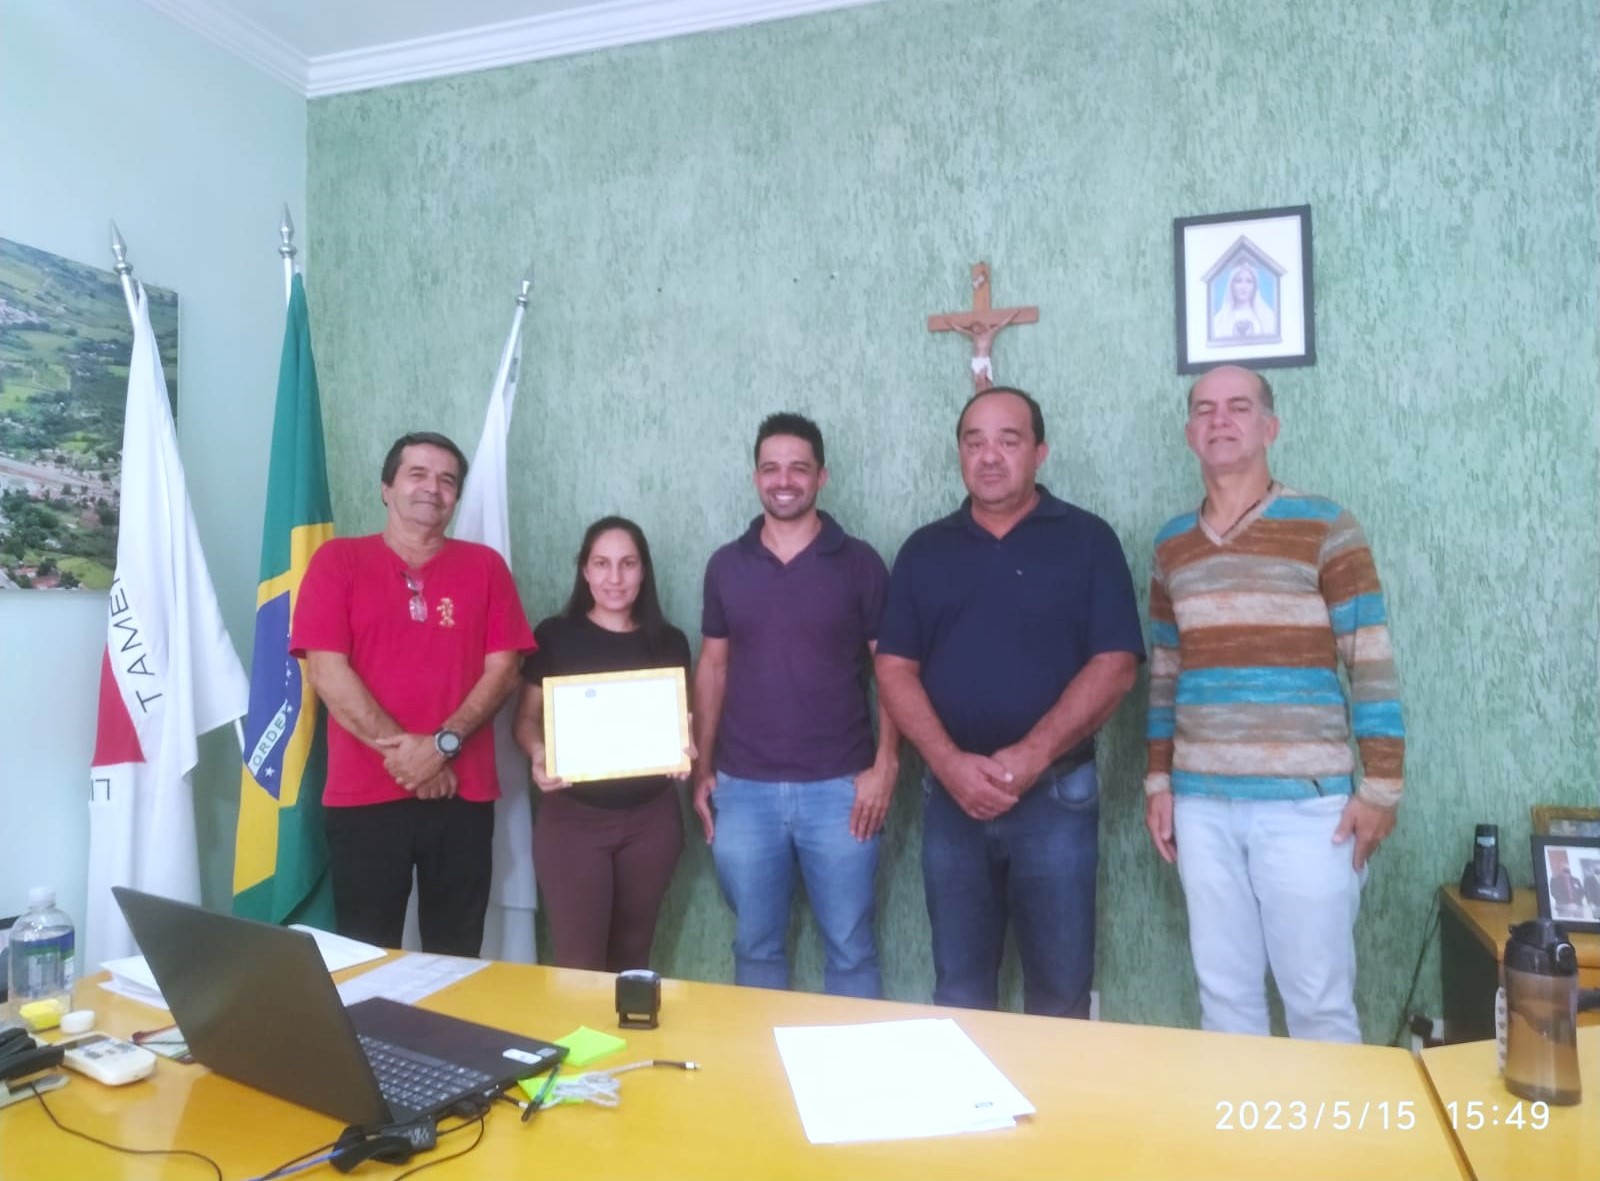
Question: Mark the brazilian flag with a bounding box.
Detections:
[232,274,336,926]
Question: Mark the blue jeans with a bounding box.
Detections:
[921,760,1099,1017]
[709,773,882,998]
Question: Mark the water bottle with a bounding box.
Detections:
[8,887,74,1031]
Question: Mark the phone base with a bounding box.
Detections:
[1460,861,1512,903]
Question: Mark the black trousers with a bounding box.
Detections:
[323,797,494,956]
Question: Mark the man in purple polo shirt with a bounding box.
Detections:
[691,412,900,998]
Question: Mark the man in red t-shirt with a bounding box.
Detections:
[292,432,533,954]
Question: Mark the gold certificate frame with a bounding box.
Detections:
[542,667,690,784]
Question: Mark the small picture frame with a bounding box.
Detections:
[1530,835,1600,933]
[1174,205,1314,374]
[1530,805,1600,839]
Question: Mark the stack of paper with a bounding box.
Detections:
[294,925,388,973]
[99,954,168,1009]
[99,925,386,1011]
[773,1018,1035,1145]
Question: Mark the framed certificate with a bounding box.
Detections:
[541,667,690,784]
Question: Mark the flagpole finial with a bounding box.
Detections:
[279,204,298,308]
[110,221,130,274]
[516,270,531,309]
[109,221,139,321]
[279,204,297,262]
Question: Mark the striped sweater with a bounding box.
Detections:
[1144,485,1405,806]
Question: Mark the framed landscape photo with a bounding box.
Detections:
[0,236,179,590]
[1530,835,1600,933]
[1174,205,1314,374]
[541,667,690,784]
[1531,805,1600,839]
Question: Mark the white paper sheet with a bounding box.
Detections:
[288,925,387,972]
[547,671,687,781]
[335,953,488,1006]
[773,1018,1034,1145]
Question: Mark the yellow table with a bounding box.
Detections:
[3,961,1467,1181]
[1440,886,1600,1041]
[1421,1026,1600,1181]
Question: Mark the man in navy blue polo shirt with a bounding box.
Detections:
[691,412,900,998]
[876,387,1144,1017]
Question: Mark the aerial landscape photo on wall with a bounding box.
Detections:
[0,236,177,590]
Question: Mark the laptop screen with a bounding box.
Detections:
[114,886,397,1127]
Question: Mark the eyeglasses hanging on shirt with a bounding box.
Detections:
[403,570,427,623]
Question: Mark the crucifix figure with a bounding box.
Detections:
[927,262,1039,392]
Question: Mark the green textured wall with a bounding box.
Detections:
[306,0,1599,1038]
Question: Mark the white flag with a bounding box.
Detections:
[452,304,522,556]
[451,301,539,963]
[87,284,249,968]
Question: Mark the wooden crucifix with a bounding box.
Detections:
[927,262,1039,393]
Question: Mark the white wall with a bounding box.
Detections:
[0,0,306,937]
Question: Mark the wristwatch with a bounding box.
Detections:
[433,728,463,760]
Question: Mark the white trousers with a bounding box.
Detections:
[1174,794,1366,1043]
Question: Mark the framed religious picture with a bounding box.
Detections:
[1531,805,1600,839]
[1530,835,1600,933]
[1174,205,1314,374]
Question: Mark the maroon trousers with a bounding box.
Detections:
[534,787,683,972]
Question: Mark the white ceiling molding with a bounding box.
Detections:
[140,0,890,99]
[305,0,888,97]
[139,0,309,94]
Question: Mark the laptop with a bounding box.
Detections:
[112,887,565,1128]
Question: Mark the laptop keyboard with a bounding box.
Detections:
[359,1034,496,1114]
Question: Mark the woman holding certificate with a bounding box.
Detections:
[514,516,693,972]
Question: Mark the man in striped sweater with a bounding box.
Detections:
[1144,366,1404,1043]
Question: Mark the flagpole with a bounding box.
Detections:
[90,223,252,963]
[107,224,247,756]
[453,268,537,962]
[504,269,531,406]
[266,206,297,754]
[279,205,297,309]
[109,222,139,321]
[231,214,337,927]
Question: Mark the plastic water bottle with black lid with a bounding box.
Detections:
[8,887,74,1031]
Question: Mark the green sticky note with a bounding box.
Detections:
[553,1025,627,1067]
[514,1026,627,1107]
